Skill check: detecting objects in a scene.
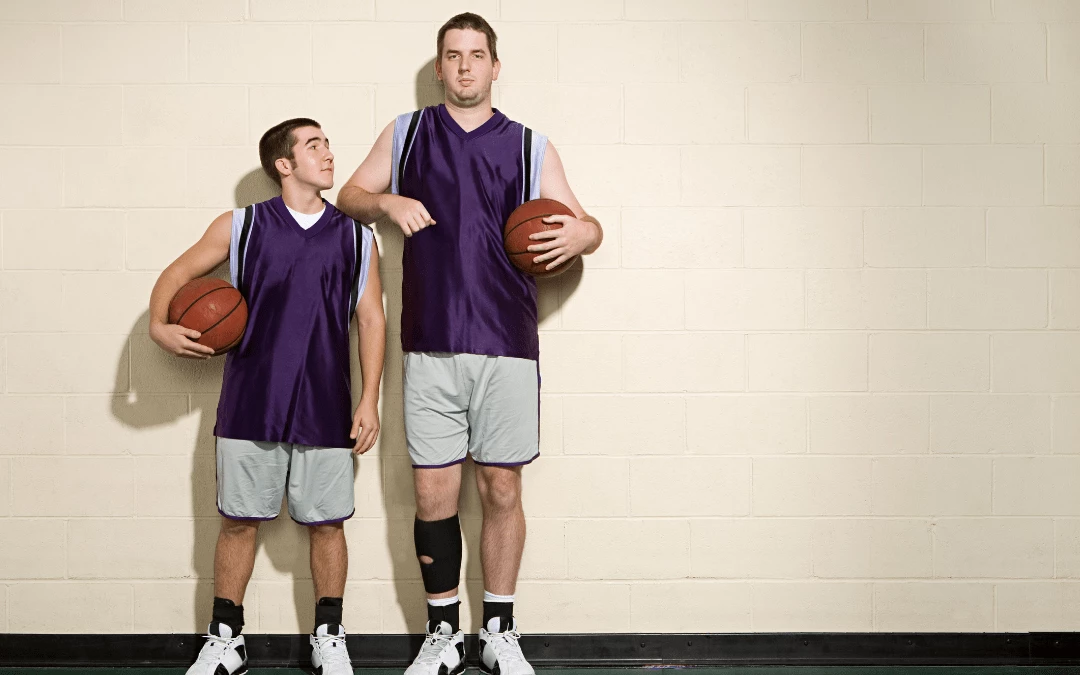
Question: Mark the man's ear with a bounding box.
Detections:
[275,156,292,180]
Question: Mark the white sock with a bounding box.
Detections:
[483,591,515,604]
[427,595,459,607]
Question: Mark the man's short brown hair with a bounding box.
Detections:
[258,117,321,186]
[437,12,498,62]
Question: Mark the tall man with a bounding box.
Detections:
[338,13,603,675]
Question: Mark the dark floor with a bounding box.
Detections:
[3,668,1080,675]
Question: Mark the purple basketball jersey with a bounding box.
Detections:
[391,105,547,360]
[214,196,374,448]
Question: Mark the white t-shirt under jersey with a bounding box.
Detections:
[286,204,325,230]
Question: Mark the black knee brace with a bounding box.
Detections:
[414,514,462,594]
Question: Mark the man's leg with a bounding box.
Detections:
[402,464,468,675]
[475,465,525,598]
[467,355,537,675]
[188,439,286,675]
[287,443,355,642]
[415,463,464,605]
[310,522,347,599]
[403,353,470,675]
[214,517,261,605]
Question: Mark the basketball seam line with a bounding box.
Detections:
[173,285,234,326]
[178,290,244,342]
[218,330,246,353]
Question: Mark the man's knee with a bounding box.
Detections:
[220,517,260,538]
[414,466,461,520]
[477,468,522,512]
[308,521,345,542]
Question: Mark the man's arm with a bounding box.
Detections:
[349,240,386,454]
[148,211,232,358]
[530,141,603,271]
[337,120,436,236]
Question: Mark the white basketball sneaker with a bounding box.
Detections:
[479,617,534,675]
[311,623,353,675]
[186,623,247,675]
[404,620,465,675]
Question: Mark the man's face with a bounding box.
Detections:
[436,28,500,108]
[279,126,334,190]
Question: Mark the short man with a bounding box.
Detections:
[337,14,603,675]
[149,118,385,675]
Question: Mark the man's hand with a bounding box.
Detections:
[382,194,436,237]
[150,321,215,359]
[350,398,380,454]
[527,215,600,271]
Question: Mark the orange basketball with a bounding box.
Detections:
[503,198,579,278]
[167,277,247,355]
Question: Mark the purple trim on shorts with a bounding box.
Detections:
[473,451,540,468]
[291,509,355,527]
[412,457,468,470]
[218,506,279,522]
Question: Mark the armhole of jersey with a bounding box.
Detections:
[391,110,422,196]
[232,205,254,292]
[350,220,375,319]
[522,128,548,202]
[228,208,243,287]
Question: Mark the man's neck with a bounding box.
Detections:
[280,184,324,214]
[444,98,494,133]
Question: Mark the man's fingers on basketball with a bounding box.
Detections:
[543,215,569,224]
[191,341,215,354]
[527,240,558,253]
[182,327,202,339]
[528,230,559,241]
[534,247,563,264]
[546,254,570,271]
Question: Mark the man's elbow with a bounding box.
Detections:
[356,308,387,334]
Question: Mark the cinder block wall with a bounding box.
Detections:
[1,0,1079,634]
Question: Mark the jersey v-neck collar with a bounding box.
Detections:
[438,103,504,140]
[271,195,333,239]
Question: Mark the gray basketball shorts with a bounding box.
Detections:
[215,437,355,525]
[403,352,540,468]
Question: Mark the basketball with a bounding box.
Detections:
[503,198,579,278]
[167,277,248,354]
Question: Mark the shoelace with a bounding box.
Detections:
[194,634,233,664]
[315,635,351,667]
[415,632,453,664]
[487,630,526,666]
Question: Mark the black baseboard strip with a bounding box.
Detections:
[0,633,1077,668]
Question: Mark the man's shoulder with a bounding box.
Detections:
[395,106,435,125]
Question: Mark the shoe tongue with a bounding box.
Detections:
[426,620,453,636]
[486,616,514,633]
[209,622,234,639]
[315,623,344,638]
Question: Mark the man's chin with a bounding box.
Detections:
[449,88,487,107]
